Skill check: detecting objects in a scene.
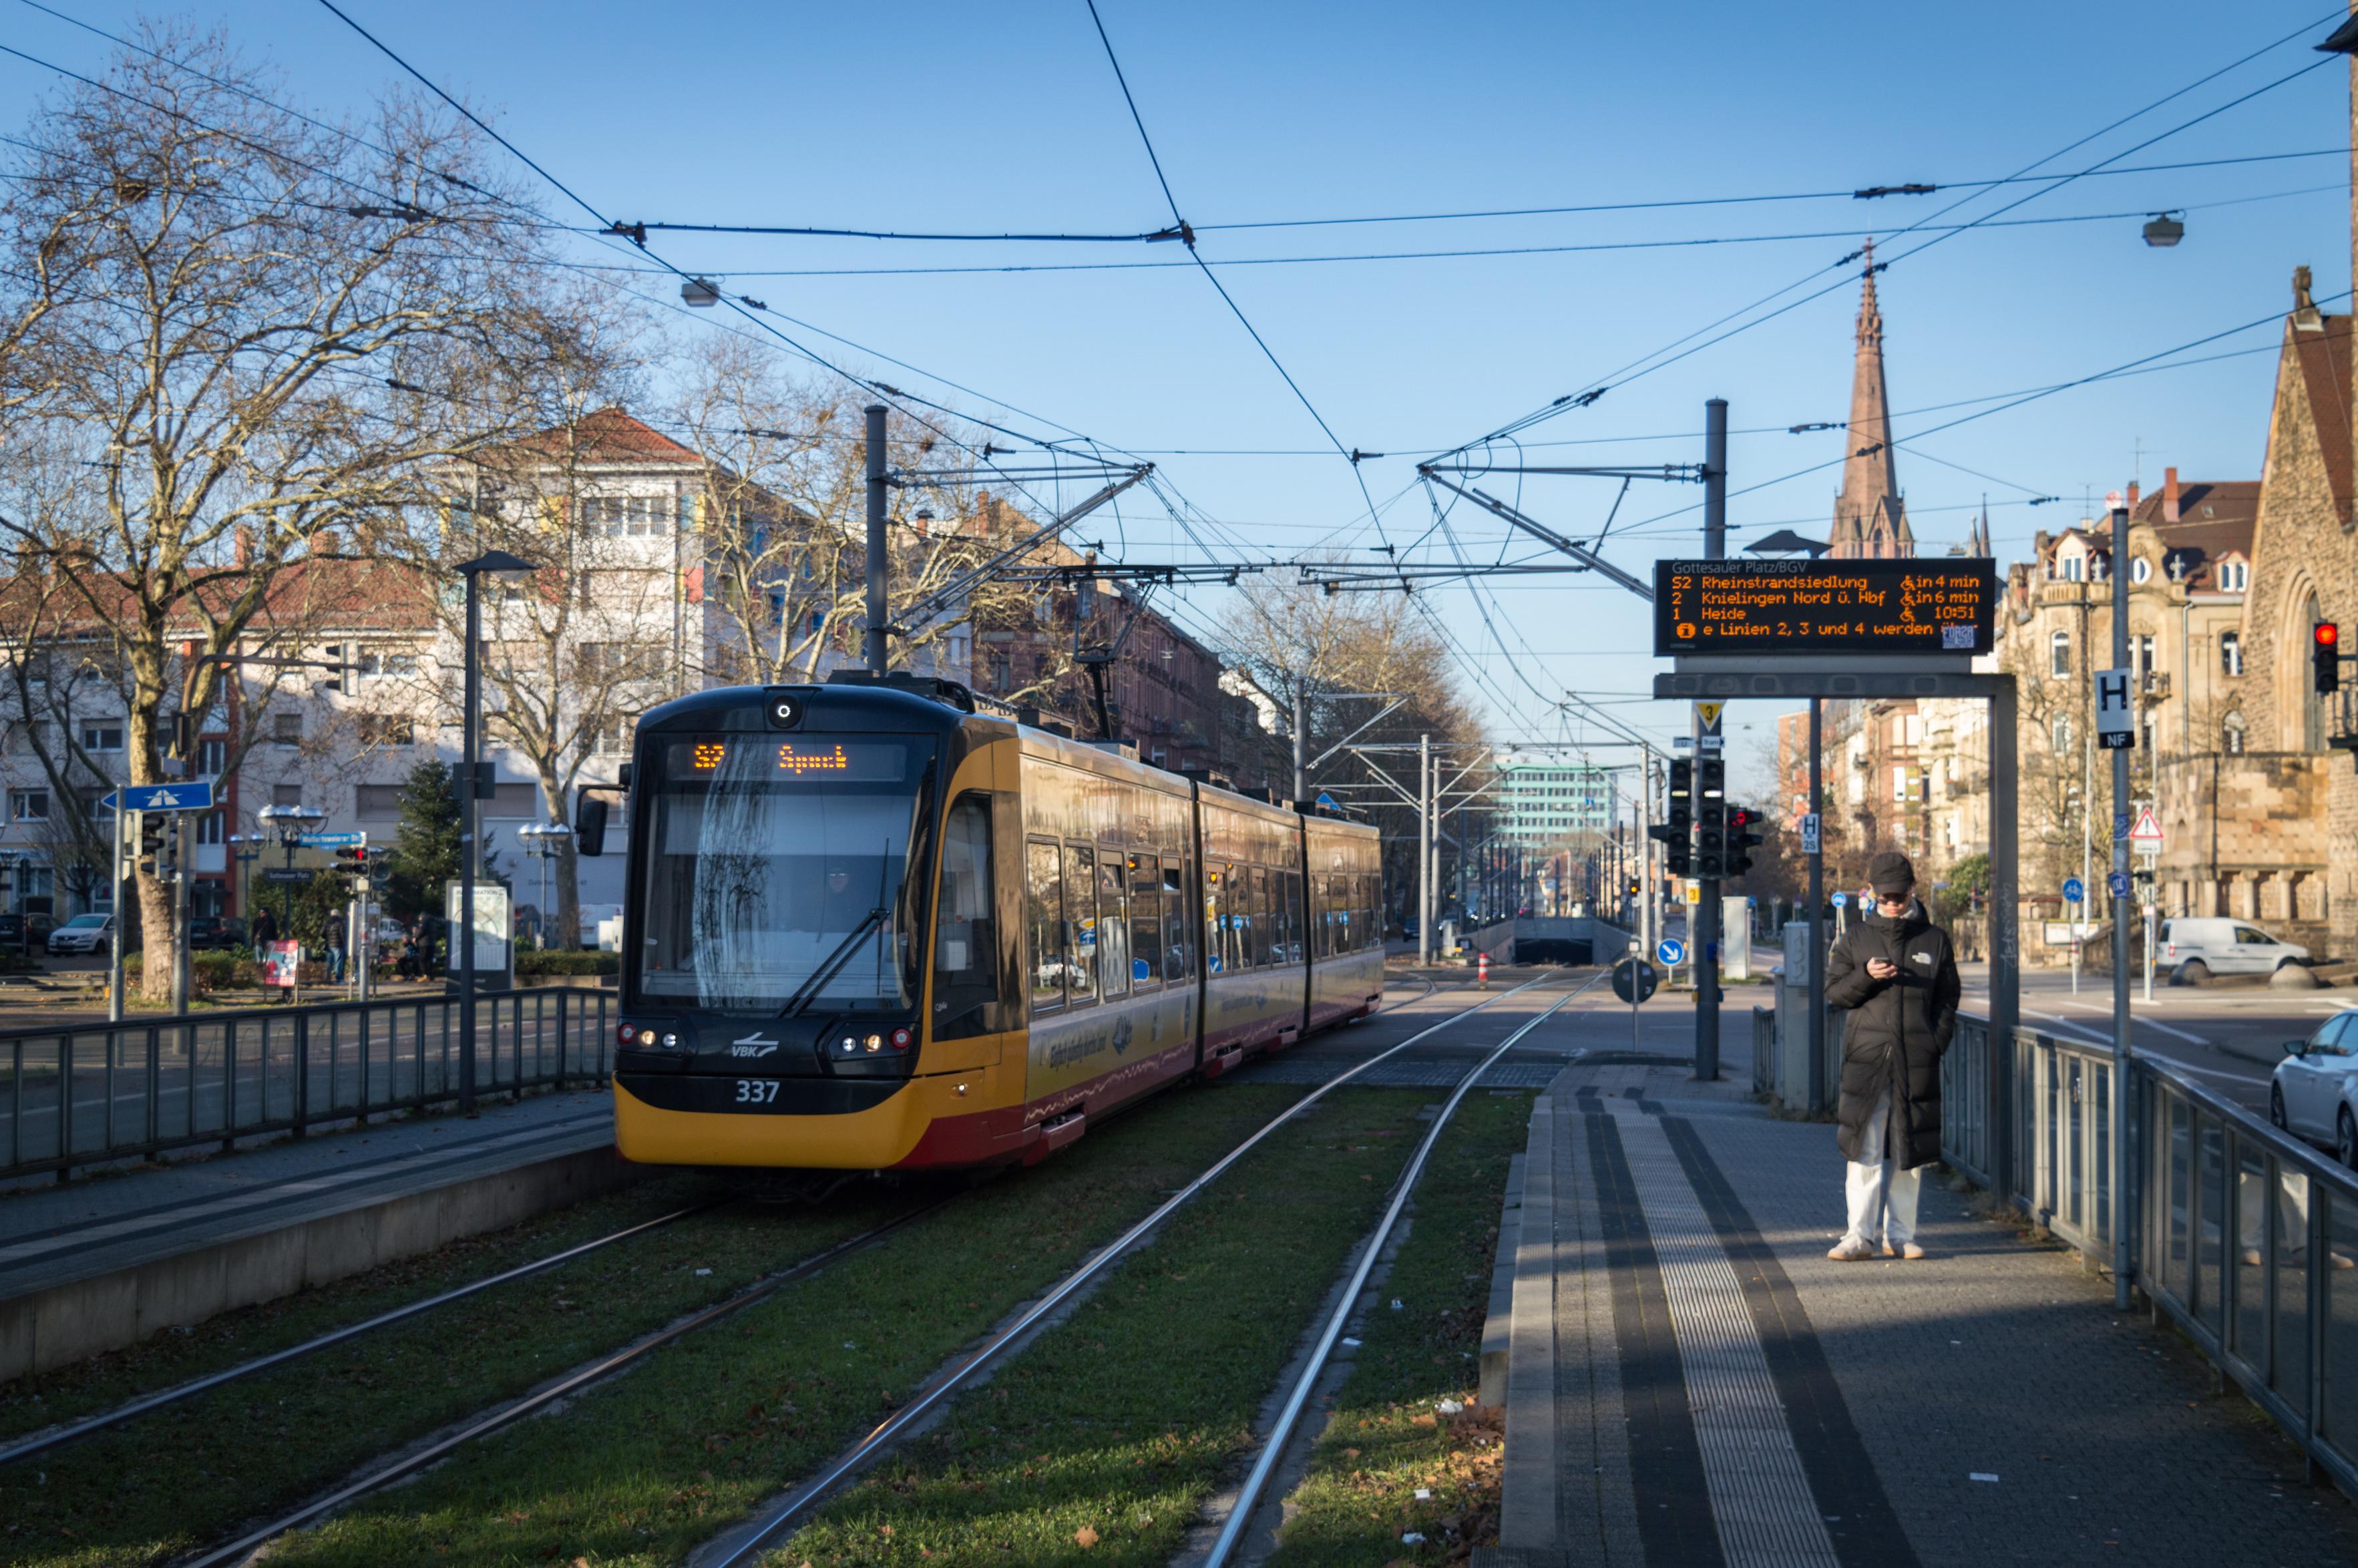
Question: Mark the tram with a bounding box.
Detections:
[584,672,1386,1171]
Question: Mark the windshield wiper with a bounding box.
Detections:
[779,906,889,1020]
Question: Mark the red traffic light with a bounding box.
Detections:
[2317,622,2343,695]
[2319,623,2341,648]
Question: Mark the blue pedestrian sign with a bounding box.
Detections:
[297,831,365,848]
[2108,871,2132,899]
[101,781,214,813]
[2062,877,2085,904]
[1831,891,1849,908]
[1657,938,1686,967]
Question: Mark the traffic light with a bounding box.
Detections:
[1726,805,1765,876]
[2317,622,2342,695]
[136,813,166,878]
[334,846,370,887]
[1651,759,1694,876]
[1694,758,1728,878]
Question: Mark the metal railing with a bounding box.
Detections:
[0,987,615,1182]
[1766,1004,2358,1501]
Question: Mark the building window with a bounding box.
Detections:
[2051,714,2072,752]
[357,650,417,677]
[195,737,227,776]
[2223,711,2246,754]
[1891,766,1911,803]
[2217,560,2248,592]
[8,789,47,821]
[79,723,122,753]
[2220,632,2242,677]
[2303,591,2328,751]
[596,710,640,754]
[2049,631,2071,678]
[196,809,224,845]
[2057,554,2083,582]
[358,714,416,747]
[356,783,404,817]
[580,494,672,537]
[2134,634,2155,678]
[2130,556,2152,584]
[271,783,303,807]
[272,712,302,746]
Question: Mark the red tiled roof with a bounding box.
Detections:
[505,408,703,465]
[2129,479,2258,593]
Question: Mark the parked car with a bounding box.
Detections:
[0,910,57,949]
[46,913,114,957]
[2273,1009,2358,1165]
[186,915,248,951]
[2161,917,2309,984]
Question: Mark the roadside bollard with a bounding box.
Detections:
[1477,951,1490,989]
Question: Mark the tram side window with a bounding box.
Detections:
[1248,865,1271,968]
[1207,866,1233,975]
[1282,871,1303,964]
[1163,860,1191,982]
[1063,845,1100,1004]
[1129,855,1161,992]
[1363,875,1380,951]
[1317,874,1336,960]
[1027,840,1064,1012]
[1098,853,1130,1000]
[932,795,1002,1039]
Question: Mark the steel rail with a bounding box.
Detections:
[1203,968,1605,1566]
[0,1201,709,1468]
[173,1200,948,1568]
[707,966,1580,1567]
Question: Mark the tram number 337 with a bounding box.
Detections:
[734,1080,781,1104]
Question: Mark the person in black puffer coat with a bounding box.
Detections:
[1824,850,1959,1262]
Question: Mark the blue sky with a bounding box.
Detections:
[8,0,2355,796]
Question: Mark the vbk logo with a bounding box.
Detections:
[731,1032,779,1058]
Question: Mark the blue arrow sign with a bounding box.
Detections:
[2062,876,2085,904]
[1657,938,1686,967]
[297,831,365,848]
[101,781,214,813]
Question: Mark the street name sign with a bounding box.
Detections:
[2095,668,2136,750]
[262,867,312,885]
[101,781,214,813]
[297,831,366,848]
[1653,558,1995,657]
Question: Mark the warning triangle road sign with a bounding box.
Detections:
[1694,701,1726,730]
[2128,806,2163,845]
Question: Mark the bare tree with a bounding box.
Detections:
[0,26,612,998]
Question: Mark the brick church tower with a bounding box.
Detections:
[1827,240,1915,560]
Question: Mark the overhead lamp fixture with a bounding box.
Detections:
[2142,213,2184,248]
[681,276,721,307]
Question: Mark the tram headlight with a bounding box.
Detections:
[890,1027,912,1051]
[838,1036,859,1054]
[661,1032,679,1050]
[863,1032,883,1053]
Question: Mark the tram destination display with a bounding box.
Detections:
[1652,558,1995,657]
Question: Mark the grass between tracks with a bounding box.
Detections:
[1262,1091,1531,1568]
[0,1173,898,1568]
[767,1085,1453,1568]
[216,1081,1346,1568]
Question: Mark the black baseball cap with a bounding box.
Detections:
[1868,851,1916,898]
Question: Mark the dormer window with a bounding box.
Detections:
[2217,560,2248,592]
[2130,557,2151,584]
[2057,554,2083,582]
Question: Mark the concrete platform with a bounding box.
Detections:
[1476,1036,2358,1565]
[0,1087,626,1380]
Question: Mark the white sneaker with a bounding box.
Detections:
[1826,1238,1876,1261]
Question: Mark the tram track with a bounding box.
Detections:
[701,967,1579,1568]
[1,978,1458,1481]
[126,968,1562,1568]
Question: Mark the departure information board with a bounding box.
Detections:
[1652,558,1996,657]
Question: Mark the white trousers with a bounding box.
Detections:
[1844,1092,1921,1247]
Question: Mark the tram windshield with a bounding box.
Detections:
[634,733,936,1014]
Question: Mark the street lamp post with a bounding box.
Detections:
[454,550,536,1115]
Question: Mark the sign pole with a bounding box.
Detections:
[2107,495,2133,1312]
[1806,699,1826,1115]
[106,803,125,1023]
[1694,399,1727,1082]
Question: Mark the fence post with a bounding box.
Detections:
[292,1008,310,1139]
[54,1032,71,1183]
[554,988,568,1090]
[221,1019,236,1155]
[146,1023,162,1154]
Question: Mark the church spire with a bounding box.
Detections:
[1828,238,1913,559]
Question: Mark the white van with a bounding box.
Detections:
[2161,917,2310,983]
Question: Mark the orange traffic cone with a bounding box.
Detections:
[1477,951,1491,989]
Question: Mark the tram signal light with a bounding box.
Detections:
[1694,759,1728,879]
[2317,622,2342,695]
[1653,758,1695,875]
[334,846,369,886]
[1726,806,1765,877]
[136,813,166,877]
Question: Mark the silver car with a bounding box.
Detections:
[45,913,114,957]
[2272,1009,2358,1165]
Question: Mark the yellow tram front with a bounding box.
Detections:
[601,676,1026,1171]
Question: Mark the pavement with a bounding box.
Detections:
[1481,988,2358,1567]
